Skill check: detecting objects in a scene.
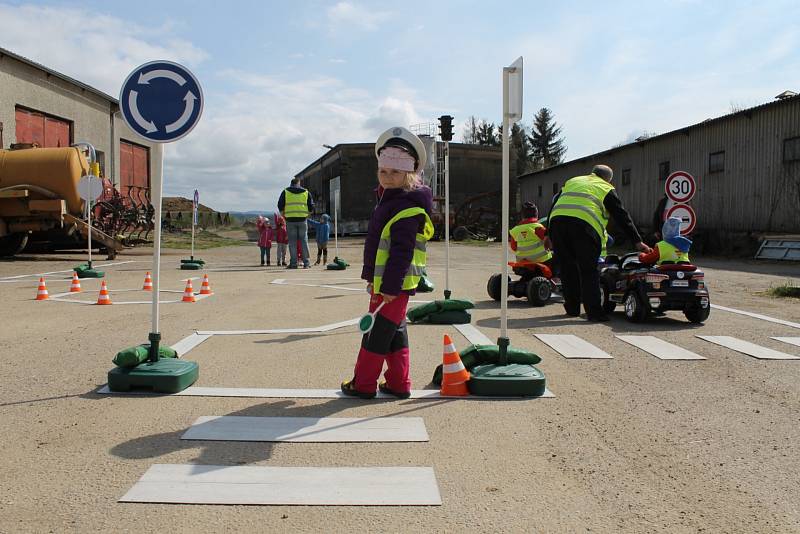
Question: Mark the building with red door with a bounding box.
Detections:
[0,46,161,198]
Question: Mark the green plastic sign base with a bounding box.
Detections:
[180,262,201,270]
[424,310,471,324]
[468,363,546,397]
[73,264,105,278]
[181,258,205,265]
[107,359,199,393]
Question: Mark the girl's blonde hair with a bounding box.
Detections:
[402,172,422,191]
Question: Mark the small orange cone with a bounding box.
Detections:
[142,271,153,291]
[96,280,112,305]
[69,272,82,293]
[35,277,49,301]
[182,279,196,303]
[440,334,470,396]
[199,274,213,295]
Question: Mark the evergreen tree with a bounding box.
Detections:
[529,108,567,169]
[476,120,500,146]
[461,116,480,144]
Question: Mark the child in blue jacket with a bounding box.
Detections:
[308,214,331,266]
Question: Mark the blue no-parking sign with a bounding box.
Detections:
[119,61,203,143]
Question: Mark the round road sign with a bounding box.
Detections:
[77,175,104,200]
[666,203,697,235]
[665,171,696,203]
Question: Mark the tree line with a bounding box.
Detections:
[461,108,567,175]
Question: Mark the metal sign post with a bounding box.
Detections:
[334,189,340,258]
[500,57,523,361]
[438,115,454,300]
[119,60,204,363]
[191,189,199,260]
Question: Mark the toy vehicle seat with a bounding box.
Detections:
[603,254,621,267]
[655,263,697,272]
[508,260,553,279]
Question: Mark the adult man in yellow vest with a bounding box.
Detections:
[278,178,315,269]
[548,165,651,321]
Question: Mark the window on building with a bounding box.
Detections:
[15,106,72,147]
[658,161,670,181]
[622,168,631,186]
[538,185,542,197]
[119,140,150,200]
[709,151,725,173]
[784,136,800,162]
[552,182,559,195]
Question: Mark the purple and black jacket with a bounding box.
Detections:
[361,185,434,296]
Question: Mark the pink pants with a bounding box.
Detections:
[352,292,411,394]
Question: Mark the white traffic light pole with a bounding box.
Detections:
[444,139,451,299]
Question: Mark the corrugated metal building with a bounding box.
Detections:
[294,141,505,234]
[0,46,161,194]
[519,93,800,236]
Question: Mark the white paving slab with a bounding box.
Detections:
[171,334,213,357]
[711,304,800,330]
[773,337,800,348]
[182,416,429,442]
[616,335,706,360]
[454,323,493,345]
[534,334,612,359]
[697,336,800,360]
[97,385,555,399]
[120,464,442,505]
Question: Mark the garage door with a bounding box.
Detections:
[15,107,71,148]
[120,140,150,202]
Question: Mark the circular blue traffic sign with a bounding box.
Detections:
[119,61,203,143]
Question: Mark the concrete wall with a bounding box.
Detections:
[519,97,800,235]
[0,51,161,189]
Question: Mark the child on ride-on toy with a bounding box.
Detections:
[638,217,691,265]
[509,201,553,270]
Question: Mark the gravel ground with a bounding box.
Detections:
[1,241,799,533]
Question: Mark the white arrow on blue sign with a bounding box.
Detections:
[119,61,203,143]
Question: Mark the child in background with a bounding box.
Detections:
[341,126,434,400]
[274,214,289,266]
[308,214,331,266]
[256,216,273,266]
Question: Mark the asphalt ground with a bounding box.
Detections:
[1,240,799,533]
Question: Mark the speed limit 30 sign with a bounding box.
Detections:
[665,171,696,203]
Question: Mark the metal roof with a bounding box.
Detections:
[0,46,118,104]
[519,92,800,181]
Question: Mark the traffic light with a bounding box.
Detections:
[438,115,454,142]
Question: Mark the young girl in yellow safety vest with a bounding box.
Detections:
[341,127,434,399]
[638,217,692,265]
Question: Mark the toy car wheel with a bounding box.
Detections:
[0,232,28,257]
[684,299,711,323]
[600,281,616,314]
[526,276,551,306]
[486,274,506,301]
[623,291,648,323]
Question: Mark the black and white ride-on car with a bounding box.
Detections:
[487,260,559,307]
[599,253,711,323]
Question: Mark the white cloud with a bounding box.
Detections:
[326,2,391,32]
[0,4,207,96]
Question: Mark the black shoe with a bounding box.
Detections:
[260,262,265,266]
[587,314,610,322]
[378,381,411,399]
[266,262,271,266]
[286,264,298,269]
[341,379,376,399]
[564,304,580,317]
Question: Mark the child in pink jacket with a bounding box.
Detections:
[256,216,274,266]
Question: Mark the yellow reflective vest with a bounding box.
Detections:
[656,241,690,264]
[509,222,552,263]
[283,189,310,219]
[551,174,615,239]
[373,207,434,294]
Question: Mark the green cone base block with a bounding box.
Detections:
[432,344,541,386]
[112,344,179,368]
[407,299,475,323]
[180,263,202,270]
[108,359,199,393]
[421,310,471,324]
[73,265,105,278]
[181,258,205,265]
[468,363,546,397]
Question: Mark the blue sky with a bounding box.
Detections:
[1,1,798,211]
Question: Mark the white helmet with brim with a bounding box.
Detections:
[375,126,427,171]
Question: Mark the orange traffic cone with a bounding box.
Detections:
[69,272,82,293]
[440,334,470,396]
[199,274,213,295]
[96,280,112,305]
[142,271,153,291]
[182,279,196,303]
[35,277,49,301]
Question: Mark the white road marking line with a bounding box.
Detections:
[711,304,800,330]
[48,291,211,305]
[616,335,706,360]
[0,260,135,282]
[171,333,213,357]
[772,337,800,348]
[197,318,360,335]
[120,464,442,506]
[697,336,800,360]
[97,385,555,399]
[455,324,493,345]
[534,334,612,359]
[271,279,363,292]
[181,416,429,442]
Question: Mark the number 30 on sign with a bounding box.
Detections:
[665,171,696,203]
